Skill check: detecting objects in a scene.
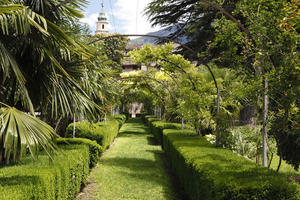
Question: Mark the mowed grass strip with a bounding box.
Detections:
[89,118,183,200]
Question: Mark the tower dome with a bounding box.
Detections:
[98,8,107,22]
[95,3,109,35]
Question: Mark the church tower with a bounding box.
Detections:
[95,3,109,35]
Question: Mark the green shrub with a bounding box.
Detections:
[56,138,102,168]
[65,118,119,149]
[95,119,119,149]
[144,115,159,128]
[145,117,191,147]
[151,121,183,145]
[65,122,102,144]
[0,144,90,200]
[113,114,127,128]
[162,129,300,200]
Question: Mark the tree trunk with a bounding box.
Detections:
[262,76,268,167]
[54,116,70,137]
[268,151,273,168]
[276,152,282,172]
[72,116,76,138]
[216,88,221,147]
[195,128,200,135]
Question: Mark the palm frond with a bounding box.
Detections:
[0,4,49,36]
[0,105,58,164]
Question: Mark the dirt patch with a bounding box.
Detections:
[76,167,99,200]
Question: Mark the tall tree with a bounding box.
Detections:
[146,0,300,168]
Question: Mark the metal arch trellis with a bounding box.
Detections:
[88,34,220,113]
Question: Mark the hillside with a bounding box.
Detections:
[130,25,189,45]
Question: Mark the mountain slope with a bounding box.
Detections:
[130,25,189,45]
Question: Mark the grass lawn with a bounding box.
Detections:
[83,118,184,200]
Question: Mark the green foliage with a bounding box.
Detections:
[218,125,278,163]
[212,0,300,167]
[0,106,58,164]
[270,111,300,170]
[65,122,102,144]
[225,125,262,159]
[129,44,246,137]
[151,121,183,144]
[162,129,300,200]
[0,0,100,118]
[0,144,90,200]
[145,116,190,146]
[56,138,102,168]
[144,115,160,126]
[144,0,299,169]
[145,0,232,59]
[0,0,118,165]
[65,118,119,149]
[113,114,127,128]
[94,33,129,70]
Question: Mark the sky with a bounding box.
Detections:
[80,0,161,35]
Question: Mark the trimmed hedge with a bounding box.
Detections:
[0,144,90,200]
[96,119,119,149]
[65,118,119,149]
[162,129,300,200]
[151,121,183,145]
[113,114,127,128]
[144,115,160,127]
[144,116,190,147]
[56,138,102,168]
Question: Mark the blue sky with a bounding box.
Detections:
[80,0,161,34]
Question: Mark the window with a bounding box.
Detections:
[102,24,105,29]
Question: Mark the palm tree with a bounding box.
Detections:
[0,0,101,164]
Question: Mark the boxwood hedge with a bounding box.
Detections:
[65,117,120,149]
[162,129,300,200]
[0,144,90,200]
[151,121,183,145]
[113,114,127,128]
[144,115,160,127]
[56,138,102,168]
[144,116,190,147]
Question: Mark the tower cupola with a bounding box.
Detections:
[95,3,109,35]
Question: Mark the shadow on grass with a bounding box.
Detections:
[147,135,160,146]
[101,156,185,200]
[105,118,188,199]
[146,149,189,200]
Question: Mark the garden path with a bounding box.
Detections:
[76,118,184,200]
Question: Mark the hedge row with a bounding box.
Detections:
[56,138,102,168]
[0,115,126,200]
[0,144,90,200]
[113,114,127,128]
[151,121,183,145]
[144,115,190,146]
[144,118,300,200]
[144,115,160,127]
[65,115,125,150]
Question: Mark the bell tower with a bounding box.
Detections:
[95,3,109,35]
